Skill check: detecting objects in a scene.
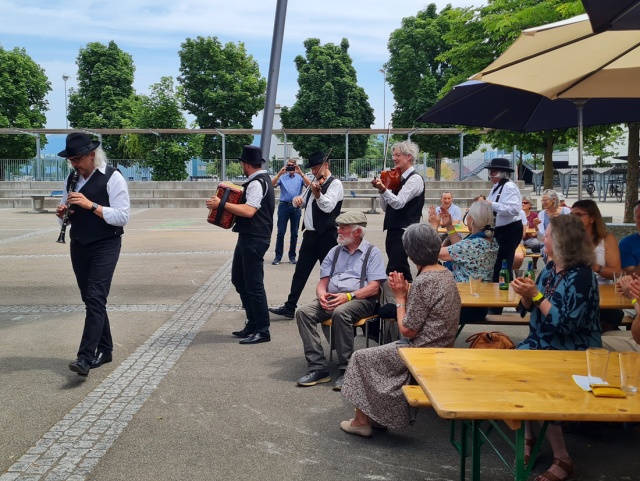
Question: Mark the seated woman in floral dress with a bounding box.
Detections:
[511,214,601,481]
[339,223,461,437]
[439,201,498,323]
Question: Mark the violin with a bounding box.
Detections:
[299,148,332,203]
[380,167,402,193]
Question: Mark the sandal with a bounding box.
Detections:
[524,437,536,466]
[535,458,575,481]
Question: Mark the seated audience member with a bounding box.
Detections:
[521,195,540,253]
[512,215,600,481]
[619,200,640,276]
[462,194,486,225]
[558,193,570,209]
[571,199,623,332]
[435,191,463,225]
[602,275,640,351]
[339,223,461,437]
[535,189,570,238]
[295,212,387,391]
[439,201,498,323]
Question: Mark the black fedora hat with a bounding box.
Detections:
[306,151,327,169]
[57,132,101,158]
[484,158,514,172]
[238,145,265,165]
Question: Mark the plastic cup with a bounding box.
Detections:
[514,269,525,279]
[587,347,610,386]
[469,276,482,297]
[619,352,640,393]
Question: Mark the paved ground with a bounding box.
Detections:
[1,195,638,481]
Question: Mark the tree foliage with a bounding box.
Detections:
[280,38,374,159]
[132,77,194,181]
[385,4,481,179]
[178,36,266,160]
[0,45,51,167]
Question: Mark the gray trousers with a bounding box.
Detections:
[296,298,376,371]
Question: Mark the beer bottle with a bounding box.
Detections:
[525,261,535,280]
[499,259,510,290]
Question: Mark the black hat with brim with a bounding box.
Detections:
[484,157,514,172]
[306,151,327,169]
[238,145,265,165]
[58,132,101,158]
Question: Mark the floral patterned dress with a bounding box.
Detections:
[341,269,461,429]
[447,234,499,282]
[517,261,602,351]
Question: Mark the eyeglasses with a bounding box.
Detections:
[522,201,531,205]
[67,154,86,163]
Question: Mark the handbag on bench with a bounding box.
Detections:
[465,331,515,349]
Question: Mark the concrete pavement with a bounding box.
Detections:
[1,200,638,481]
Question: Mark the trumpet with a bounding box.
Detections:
[56,169,79,244]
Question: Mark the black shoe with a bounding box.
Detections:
[297,369,331,387]
[239,332,271,345]
[90,351,112,369]
[333,370,346,391]
[272,259,281,265]
[69,358,90,376]
[268,305,295,319]
[289,258,297,264]
[232,327,254,338]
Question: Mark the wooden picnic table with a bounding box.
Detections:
[399,348,640,481]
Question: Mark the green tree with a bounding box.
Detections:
[67,41,136,161]
[280,38,374,158]
[385,4,480,180]
[625,123,639,222]
[178,36,266,160]
[0,46,51,178]
[133,77,193,181]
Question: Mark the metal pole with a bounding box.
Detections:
[459,133,464,180]
[62,75,69,129]
[259,0,288,168]
[345,131,349,177]
[379,68,386,128]
[576,100,586,201]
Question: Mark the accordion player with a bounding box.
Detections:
[207,182,244,229]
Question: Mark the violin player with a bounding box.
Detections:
[269,151,344,319]
[372,140,425,282]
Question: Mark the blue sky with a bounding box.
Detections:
[2,0,482,131]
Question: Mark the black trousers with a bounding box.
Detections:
[284,229,337,311]
[70,236,121,362]
[231,233,271,334]
[385,228,412,282]
[492,220,523,282]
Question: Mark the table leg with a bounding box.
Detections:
[471,420,482,481]
[367,197,378,214]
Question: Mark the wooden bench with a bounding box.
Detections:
[402,385,432,408]
[18,190,63,213]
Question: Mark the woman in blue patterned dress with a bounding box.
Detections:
[439,201,498,323]
[511,214,601,481]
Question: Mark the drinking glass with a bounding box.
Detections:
[587,347,610,386]
[469,276,482,296]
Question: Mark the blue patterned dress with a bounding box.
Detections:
[517,261,602,351]
[447,234,499,282]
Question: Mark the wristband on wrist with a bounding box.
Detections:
[396,303,405,308]
[532,292,544,302]
[632,298,637,305]
[448,229,457,235]
[346,293,353,301]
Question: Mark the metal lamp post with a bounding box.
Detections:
[62,75,69,129]
[379,68,386,128]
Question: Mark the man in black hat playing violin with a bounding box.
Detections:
[269,151,344,319]
[207,145,275,344]
[56,132,130,376]
[484,158,522,285]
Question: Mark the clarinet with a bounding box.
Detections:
[56,169,79,244]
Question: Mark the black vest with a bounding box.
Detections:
[69,167,124,245]
[233,172,275,238]
[383,171,425,230]
[303,176,343,235]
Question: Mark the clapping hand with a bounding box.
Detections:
[511,277,538,299]
[427,205,440,228]
[388,271,409,302]
[617,274,640,299]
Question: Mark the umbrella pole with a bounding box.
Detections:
[576,100,586,201]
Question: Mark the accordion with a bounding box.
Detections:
[207,182,244,229]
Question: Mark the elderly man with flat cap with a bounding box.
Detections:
[56,132,130,376]
[269,151,344,319]
[295,211,387,391]
[207,145,275,345]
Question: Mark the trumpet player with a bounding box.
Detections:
[56,133,130,377]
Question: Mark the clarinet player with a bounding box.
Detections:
[56,133,130,376]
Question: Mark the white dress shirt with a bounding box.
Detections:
[379,166,424,212]
[487,180,521,227]
[302,175,344,231]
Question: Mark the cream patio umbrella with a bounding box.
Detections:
[472,14,640,198]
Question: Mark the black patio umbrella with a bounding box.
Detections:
[417,80,640,132]
[582,0,640,33]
